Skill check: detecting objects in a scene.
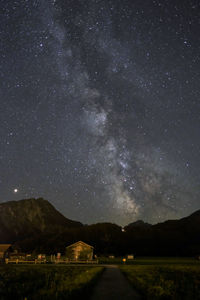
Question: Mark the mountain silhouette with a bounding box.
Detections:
[0,198,200,256]
[0,198,82,243]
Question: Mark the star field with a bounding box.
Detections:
[1,0,200,225]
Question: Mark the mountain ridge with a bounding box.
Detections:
[0,198,82,243]
[1,198,200,256]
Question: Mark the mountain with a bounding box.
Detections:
[154,209,200,232]
[125,210,200,256]
[125,220,152,229]
[0,198,82,243]
[0,198,200,256]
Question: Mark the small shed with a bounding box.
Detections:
[0,244,12,260]
[127,254,134,260]
[66,241,94,261]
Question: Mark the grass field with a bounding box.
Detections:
[0,265,103,300]
[120,261,200,300]
[1,258,200,299]
[99,256,200,265]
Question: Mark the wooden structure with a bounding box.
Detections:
[65,241,94,261]
[127,254,134,260]
[0,244,12,261]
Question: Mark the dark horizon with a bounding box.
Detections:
[1,197,199,227]
[1,196,200,259]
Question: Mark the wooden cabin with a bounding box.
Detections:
[0,244,12,261]
[65,241,94,261]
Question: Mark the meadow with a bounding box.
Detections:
[0,265,103,300]
[99,256,200,265]
[120,259,200,300]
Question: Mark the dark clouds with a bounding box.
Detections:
[0,0,200,225]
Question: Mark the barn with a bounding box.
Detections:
[65,241,94,261]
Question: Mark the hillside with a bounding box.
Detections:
[0,198,200,256]
[0,198,82,243]
[125,210,200,256]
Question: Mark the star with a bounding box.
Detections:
[0,0,199,226]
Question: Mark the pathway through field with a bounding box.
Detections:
[89,265,143,300]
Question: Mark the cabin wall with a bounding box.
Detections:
[66,244,93,260]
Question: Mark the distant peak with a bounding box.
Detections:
[126,220,152,229]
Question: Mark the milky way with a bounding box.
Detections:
[1,0,200,225]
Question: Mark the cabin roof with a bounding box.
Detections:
[0,244,12,252]
[66,241,94,249]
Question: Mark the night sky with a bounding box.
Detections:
[1,0,200,226]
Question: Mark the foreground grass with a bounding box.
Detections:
[120,264,200,300]
[0,265,103,300]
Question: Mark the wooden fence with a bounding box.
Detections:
[4,258,99,264]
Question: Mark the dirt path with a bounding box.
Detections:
[89,265,143,300]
